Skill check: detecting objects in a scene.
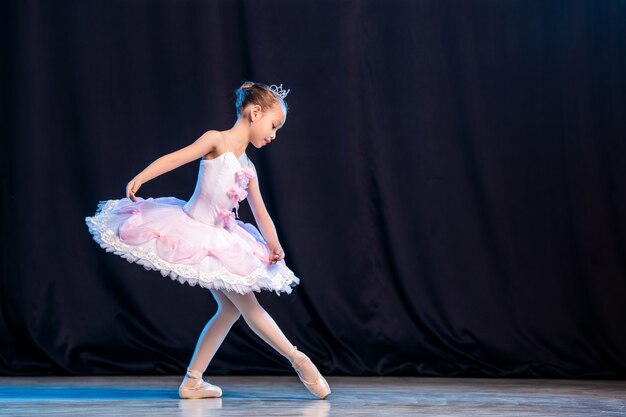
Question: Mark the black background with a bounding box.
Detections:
[2,0,625,377]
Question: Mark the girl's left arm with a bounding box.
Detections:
[246,165,285,264]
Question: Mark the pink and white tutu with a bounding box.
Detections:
[84,151,300,295]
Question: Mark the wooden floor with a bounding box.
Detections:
[1,375,625,416]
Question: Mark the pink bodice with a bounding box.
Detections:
[183,151,256,229]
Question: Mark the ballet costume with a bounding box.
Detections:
[84,147,299,295]
[84,137,331,400]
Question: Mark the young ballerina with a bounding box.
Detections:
[84,81,331,400]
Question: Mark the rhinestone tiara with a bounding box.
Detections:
[269,84,290,99]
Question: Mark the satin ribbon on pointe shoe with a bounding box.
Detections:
[287,345,331,399]
[178,367,223,399]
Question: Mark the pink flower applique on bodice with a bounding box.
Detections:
[182,151,256,230]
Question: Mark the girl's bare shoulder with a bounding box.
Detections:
[201,129,224,144]
[198,130,225,159]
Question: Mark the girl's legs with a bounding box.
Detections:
[181,289,241,388]
[219,289,319,382]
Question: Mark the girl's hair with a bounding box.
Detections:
[234,81,289,118]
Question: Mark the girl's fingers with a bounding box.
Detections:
[269,251,280,264]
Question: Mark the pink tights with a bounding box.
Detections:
[181,289,317,386]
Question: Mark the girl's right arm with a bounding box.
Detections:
[126,130,220,201]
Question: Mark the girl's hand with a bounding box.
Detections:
[268,245,285,264]
[126,178,143,202]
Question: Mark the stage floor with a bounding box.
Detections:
[1,375,624,416]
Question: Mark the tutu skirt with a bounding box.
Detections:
[85,196,300,295]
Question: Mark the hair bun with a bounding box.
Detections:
[240,81,255,90]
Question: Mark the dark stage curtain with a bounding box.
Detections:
[2,0,625,378]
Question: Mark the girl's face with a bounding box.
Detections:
[249,102,287,148]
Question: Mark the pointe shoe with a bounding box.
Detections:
[178,367,222,399]
[287,345,331,399]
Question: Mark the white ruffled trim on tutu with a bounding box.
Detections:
[85,200,300,296]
